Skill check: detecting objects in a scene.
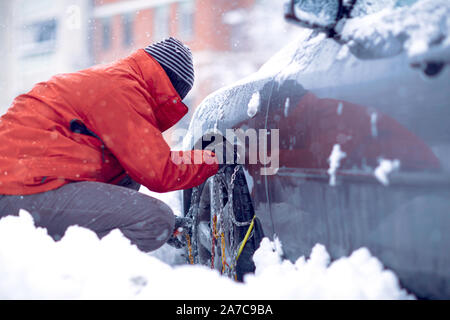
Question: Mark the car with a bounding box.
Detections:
[181,0,450,299]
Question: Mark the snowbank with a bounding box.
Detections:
[0,210,414,300]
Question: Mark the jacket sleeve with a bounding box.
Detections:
[84,89,219,193]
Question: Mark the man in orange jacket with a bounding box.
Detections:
[0,37,219,252]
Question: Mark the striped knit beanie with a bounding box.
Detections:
[145,37,194,100]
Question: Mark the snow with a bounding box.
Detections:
[222,9,246,26]
[249,239,412,299]
[247,92,260,118]
[374,158,401,186]
[0,203,413,299]
[371,112,378,137]
[337,102,344,115]
[350,0,396,17]
[284,97,291,118]
[327,144,347,186]
[336,45,349,60]
[341,0,450,61]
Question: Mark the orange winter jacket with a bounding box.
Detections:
[0,49,218,195]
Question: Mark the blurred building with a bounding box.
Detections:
[92,0,255,97]
[0,0,92,114]
[0,1,13,114]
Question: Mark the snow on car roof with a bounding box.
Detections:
[341,0,450,61]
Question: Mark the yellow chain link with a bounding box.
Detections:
[236,215,256,263]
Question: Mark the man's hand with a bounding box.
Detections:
[207,139,240,172]
[166,216,193,249]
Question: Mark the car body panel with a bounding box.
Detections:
[183,1,450,298]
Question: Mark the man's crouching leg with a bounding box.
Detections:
[0,181,175,252]
[119,196,175,252]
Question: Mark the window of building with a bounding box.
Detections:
[102,17,112,50]
[19,19,58,56]
[35,19,57,43]
[228,9,251,52]
[122,13,134,47]
[153,5,170,41]
[178,1,195,42]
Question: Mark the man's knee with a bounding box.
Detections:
[121,203,175,252]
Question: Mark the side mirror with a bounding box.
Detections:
[285,0,355,38]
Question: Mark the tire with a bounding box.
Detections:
[184,165,264,281]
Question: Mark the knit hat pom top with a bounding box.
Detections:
[145,37,195,100]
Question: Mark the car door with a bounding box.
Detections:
[264,6,450,298]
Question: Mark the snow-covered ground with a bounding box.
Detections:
[0,186,414,300]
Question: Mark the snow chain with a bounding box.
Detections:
[219,165,255,279]
[186,165,256,281]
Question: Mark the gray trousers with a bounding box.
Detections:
[0,177,175,252]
